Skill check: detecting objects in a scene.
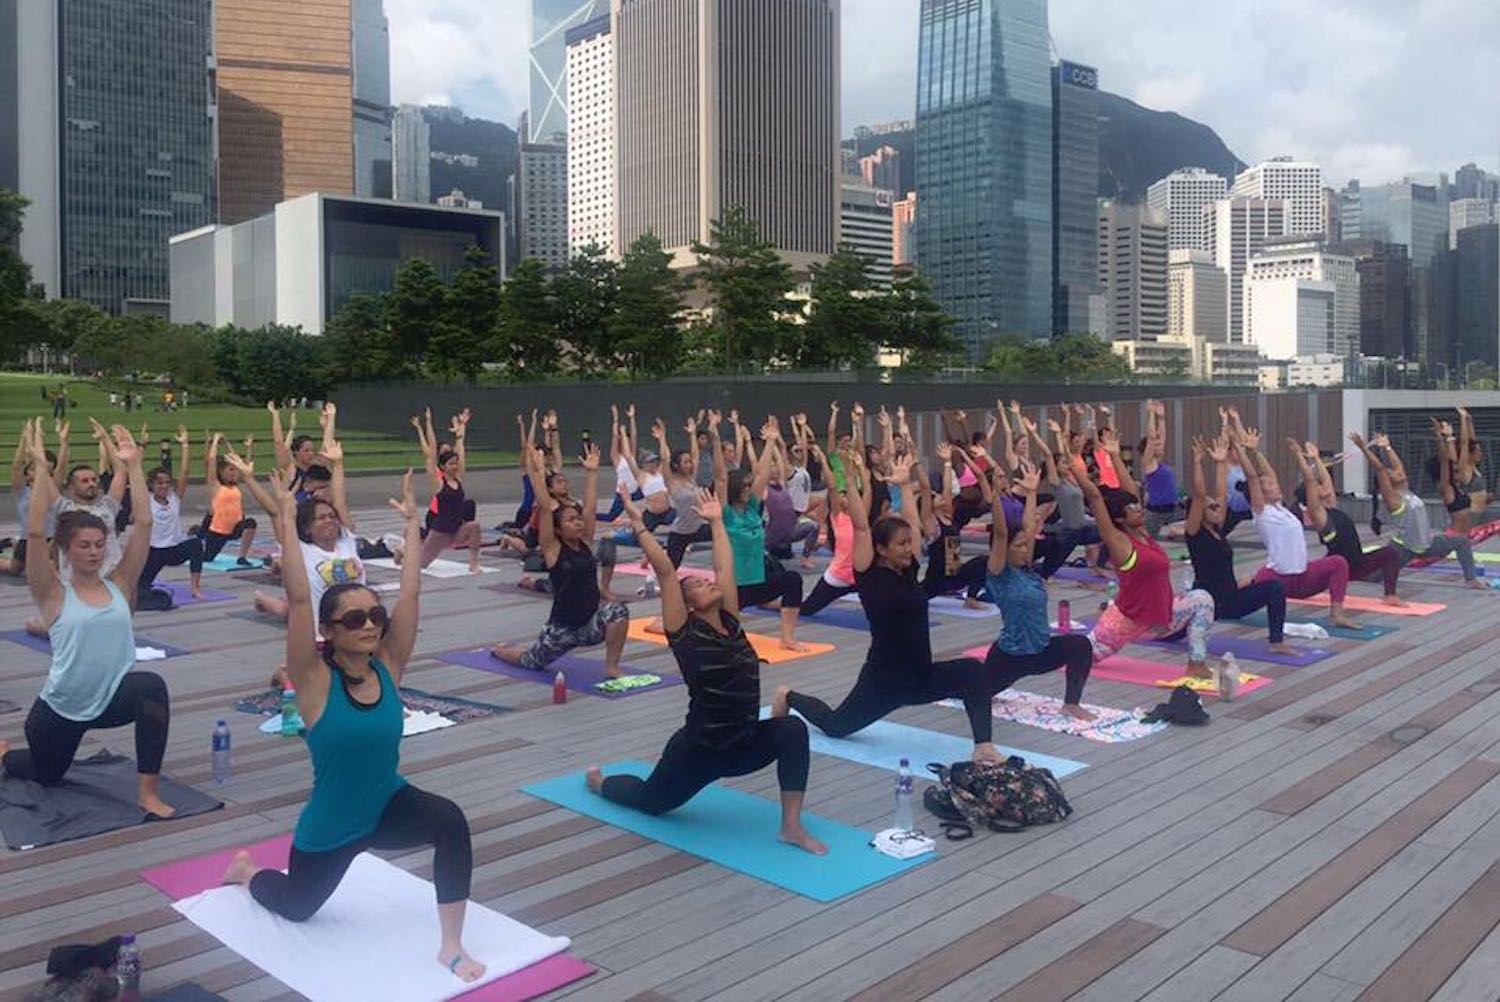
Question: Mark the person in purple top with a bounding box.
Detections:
[1139,399,1179,538]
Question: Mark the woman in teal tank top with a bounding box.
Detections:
[223,470,486,985]
[1,422,174,818]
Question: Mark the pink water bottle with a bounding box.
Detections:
[1057,599,1072,633]
[552,671,567,704]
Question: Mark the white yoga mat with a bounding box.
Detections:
[836,592,998,619]
[364,558,496,578]
[258,709,455,737]
[173,852,569,1002]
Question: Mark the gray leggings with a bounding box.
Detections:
[1400,534,1477,581]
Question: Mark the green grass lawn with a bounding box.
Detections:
[0,373,515,473]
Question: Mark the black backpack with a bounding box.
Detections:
[923,757,1073,839]
[135,586,175,612]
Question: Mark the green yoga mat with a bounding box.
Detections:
[1238,611,1396,641]
[523,761,931,902]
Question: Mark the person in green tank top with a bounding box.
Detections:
[223,470,486,985]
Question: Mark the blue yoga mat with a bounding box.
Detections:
[523,760,932,902]
[1238,611,1396,641]
[759,710,1087,778]
[201,553,270,572]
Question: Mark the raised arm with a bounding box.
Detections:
[221,448,279,537]
[108,426,153,604]
[811,444,843,517]
[380,471,423,681]
[889,454,922,549]
[1432,418,1457,506]
[747,419,778,499]
[958,446,995,504]
[622,486,689,632]
[1012,460,1042,565]
[275,470,325,699]
[322,429,354,532]
[1074,455,1135,568]
[173,425,191,499]
[1289,437,1326,530]
[849,402,866,468]
[1185,437,1209,536]
[10,421,30,494]
[268,401,292,475]
[847,447,876,572]
[52,420,70,493]
[1457,406,1477,482]
[1023,415,1057,485]
[205,433,223,489]
[1350,432,1403,514]
[24,422,63,621]
[825,400,841,456]
[578,442,601,540]
[1231,427,1266,515]
[998,403,1018,472]
[1374,432,1408,485]
[985,465,1012,574]
[1099,427,1137,499]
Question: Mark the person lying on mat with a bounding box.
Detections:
[1228,413,1358,630]
[490,441,631,679]
[1075,432,1219,681]
[1291,439,1407,607]
[1184,435,1292,652]
[1350,431,1484,589]
[224,470,486,984]
[774,450,1003,764]
[588,487,827,855]
[1,422,176,818]
[983,459,1097,719]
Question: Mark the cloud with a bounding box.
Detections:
[385,0,529,119]
[1133,73,1205,116]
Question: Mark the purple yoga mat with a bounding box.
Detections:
[1075,617,1332,667]
[434,647,683,699]
[154,581,236,607]
[1051,566,1113,586]
[0,630,190,658]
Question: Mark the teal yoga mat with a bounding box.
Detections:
[523,761,932,901]
[758,710,1087,778]
[1238,611,1396,641]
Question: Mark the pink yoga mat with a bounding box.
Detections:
[139,836,597,1000]
[612,562,714,580]
[1288,594,1446,616]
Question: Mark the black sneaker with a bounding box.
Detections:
[237,557,253,567]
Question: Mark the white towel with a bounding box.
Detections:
[872,828,936,860]
[259,709,456,737]
[1283,622,1330,640]
[135,647,168,661]
[174,853,569,1002]
[364,557,494,578]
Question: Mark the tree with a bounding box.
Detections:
[881,272,963,371]
[493,258,556,379]
[796,244,884,369]
[1051,332,1131,382]
[233,324,323,401]
[432,246,500,382]
[610,232,683,378]
[27,297,110,357]
[0,188,46,362]
[983,332,1057,379]
[383,258,448,371]
[72,314,149,380]
[551,244,620,375]
[692,205,797,370]
[318,293,410,386]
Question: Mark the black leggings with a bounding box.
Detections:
[786,657,993,743]
[738,569,804,609]
[923,555,987,600]
[801,576,856,617]
[666,525,713,568]
[601,718,810,815]
[1214,579,1286,644]
[984,635,1093,705]
[202,517,256,561]
[249,785,472,922]
[3,672,170,783]
[140,538,205,588]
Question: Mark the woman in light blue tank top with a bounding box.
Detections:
[222,469,487,986]
[1,421,175,818]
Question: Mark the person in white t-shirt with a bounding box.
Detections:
[138,427,206,598]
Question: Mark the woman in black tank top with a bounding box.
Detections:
[410,408,483,572]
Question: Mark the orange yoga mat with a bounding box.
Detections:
[1288,594,1446,616]
[626,617,835,664]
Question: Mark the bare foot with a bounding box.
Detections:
[489,643,525,665]
[600,588,619,603]
[223,849,259,886]
[23,617,46,639]
[604,665,626,679]
[585,766,604,793]
[1267,642,1295,655]
[1465,578,1488,590]
[392,549,404,566]
[1187,661,1214,680]
[517,577,539,591]
[1381,594,1409,607]
[645,617,666,636]
[771,685,791,718]
[190,587,204,600]
[252,591,274,614]
[972,742,1006,765]
[1329,612,1359,628]
[468,564,482,575]
[438,948,486,984]
[139,791,177,818]
[779,826,829,855]
[799,556,814,569]
[0,739,9,762]
[1061,703,1097,721]
[780,638,809,653]
[270,665,290,690]
[964,597,989,611]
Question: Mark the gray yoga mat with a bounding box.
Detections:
[0,750,223,851]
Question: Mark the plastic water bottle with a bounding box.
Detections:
[552,671,567,704]
[211,719,232,785]
[279,687,303,736]
[1219,652,1241,701]
[115,933,141,999]
[1057,599,1072,633]
[893,758,915,834]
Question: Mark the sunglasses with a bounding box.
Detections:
[328,606,389,631]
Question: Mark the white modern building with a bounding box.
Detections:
[169,193,504,335]
[839,176,894,288]
[1232,157,1325,239]
[1191,338,1260,382]
[1286,353,1346,387]
[1098,201,1169,339]
[1207,196,1287,344]
[1112,337,1191,376]
[565,13,615,256]
[1167,249,1228,343]
[613,0,840,271]
[1244,272,1336,361]
[1450,197,1496,250]
[391,105,431,204]
[1147,167,1228,253]
[515,105,569,268]
[1246,237,1360,356]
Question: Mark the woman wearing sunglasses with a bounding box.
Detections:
[589,485,827,856]
[224,470,486,985]
[1076,431,1219,678]
[1184,435,1291,652]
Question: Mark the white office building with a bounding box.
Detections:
[1244,272,1336,361]
[1232,157,1325,239]
[1245,237,1360,356]
[391,105,431,204]
[839,176,894,288]
[1450,197,1497,250]
[1098,201,1169,339]
[1167,249,1228,343]
[1147,167,1228,253]
[565,13,615,256]
[1207,196,1287,344]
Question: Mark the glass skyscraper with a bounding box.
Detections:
[1052,60,1099,335]
[529,0,611,143]
[916,0,1054,357]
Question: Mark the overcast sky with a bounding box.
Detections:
[386,0,1499,188]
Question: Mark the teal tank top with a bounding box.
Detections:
[293,659,408,852]
[42,582,135,721]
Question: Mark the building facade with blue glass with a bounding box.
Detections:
[1052,60,1099,336]
[915,0,1054,358]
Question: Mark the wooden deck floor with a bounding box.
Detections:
[5,506,1500,1002]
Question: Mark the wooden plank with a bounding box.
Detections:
[510,854,706,928]
[991,918,1167,1002]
